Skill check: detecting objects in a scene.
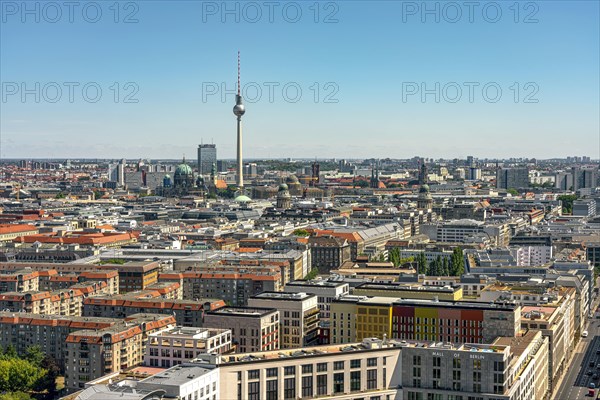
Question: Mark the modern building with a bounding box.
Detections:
[203,306,280,353]
[248,292,320,348]
[283,279,349,320]
[83,297,225,327]
[399,330,549,400]
[197,144,217,175]
[496,167,529,189]
[330,296,522,345]
[572,199,597,217]
[216,337,402,400]
[145,327,232,368]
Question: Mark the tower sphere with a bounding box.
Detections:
[233,102,245,117]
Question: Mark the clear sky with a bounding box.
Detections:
[1,0,599,160]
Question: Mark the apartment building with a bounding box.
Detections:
[159,266,281,306]
[0,287,85,316]
[421,219,511,246]
[248,292,319,348]
[96,261,159,293]
[203,306,280,353]
[399,330,549,400]
[0,224,39,242]
[0,312,175,391]
[308,235,352,272]
[83,297,225,327]
[216,337,402,400]
[64,314,176,391]
[0,269,39,292]
[145,327,232,368]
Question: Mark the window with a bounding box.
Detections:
[302,376,313,397]
[284,366,296,376]
[317,362,328,372]
[334,361,345,370]
[247,381,260,400]
[317,374,328,395]
[367,357,377,367]
[248,369,260,380]
[367,369,377,389]
[266,368,278,378]
[351,370,361,391]
[453,358,461,368]
[284,377,296,399]
[302,364,313,374]
[266,380,278,400]
[334,372,344,393]
[351,359,361,368]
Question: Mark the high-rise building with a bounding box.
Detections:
[496,167,529,189]
[572,167,598,190]
[197,144,217,175]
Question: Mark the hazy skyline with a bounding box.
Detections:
[1,1,599,160]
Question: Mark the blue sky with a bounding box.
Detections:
[1,0,599,160]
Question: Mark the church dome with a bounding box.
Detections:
[419,184,430,193]
[286,175,299,184]
[279,183,289,191]
[234,194,252,203]
[175,163,193,176]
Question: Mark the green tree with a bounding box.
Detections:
[355,180,369,188]
[442,257,449,276]
[54,193,65,199]
[558,194,578,214]
[3,345,17,359]
[304,267,319,280]
[388,248,401,267]
[417,253,427,275]
[24,346,44,367]
[293,229,310,237]
[450,247,465,276]
[0,392,33,400]
[0,358,47,393]
[507,188,519,196]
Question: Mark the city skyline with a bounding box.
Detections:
[1,1,599,160]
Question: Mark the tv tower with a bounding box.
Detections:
[233,51,246,191]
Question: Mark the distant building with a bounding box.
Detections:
[496,167,529,189]
[198,144,217,175]
[573,199,597,217]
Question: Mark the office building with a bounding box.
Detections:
[496,167,529,189]
[197,144,217,175]
[145,327,232,368]
[203,306,279,353]
[248,292,320,348]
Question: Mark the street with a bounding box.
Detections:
[553,317,600,399]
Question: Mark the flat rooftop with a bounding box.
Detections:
[140,363,216,386]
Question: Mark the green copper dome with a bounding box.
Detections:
[175,163,193,176]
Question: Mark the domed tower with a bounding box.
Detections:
[174,157,194,188]
[276,183,292,209]
[163,174,172,188]
[417,184,433,210]
[285,175,302,196]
